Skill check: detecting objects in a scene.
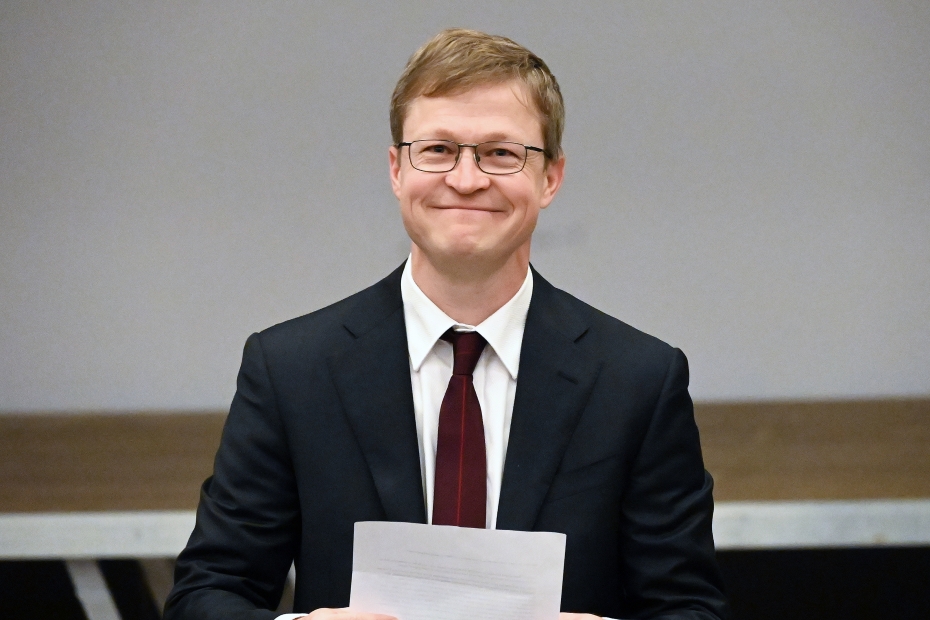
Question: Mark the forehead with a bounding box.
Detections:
[403,81,544,143]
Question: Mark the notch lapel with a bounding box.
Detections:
[496,271,601,531]
[327,267,426,524]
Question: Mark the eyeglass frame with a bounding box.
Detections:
[395,139,549,175]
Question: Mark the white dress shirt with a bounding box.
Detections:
[401,259,533,530]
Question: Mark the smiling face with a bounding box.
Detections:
[389,81,564,280]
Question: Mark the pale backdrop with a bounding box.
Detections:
[1,1,928,412]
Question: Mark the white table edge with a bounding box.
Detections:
[1,499,929,559]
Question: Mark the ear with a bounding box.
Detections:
[389,145,403,199]
[539,153,565,209]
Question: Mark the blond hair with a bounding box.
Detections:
[390,28,564,159]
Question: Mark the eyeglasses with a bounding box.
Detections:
[396,140,547,175]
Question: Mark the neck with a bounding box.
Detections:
[409,246,529,325]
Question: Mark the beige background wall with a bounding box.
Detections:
[1,1,928,412]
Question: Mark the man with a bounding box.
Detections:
[165,29,729,620]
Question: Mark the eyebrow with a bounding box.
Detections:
[415,130,522,143]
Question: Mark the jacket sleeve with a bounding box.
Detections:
[618,348,730,620]
[164,333,301,620]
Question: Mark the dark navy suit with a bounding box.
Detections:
[165,265,728,620]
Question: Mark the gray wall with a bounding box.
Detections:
[1,1,928,412]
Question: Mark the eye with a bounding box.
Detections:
[415,140,456,156]
[480,142,521,160]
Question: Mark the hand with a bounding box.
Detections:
[298,609,397,620]
[559,614,602,620]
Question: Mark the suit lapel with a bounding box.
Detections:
[496,270,601,531]
[327,266,427,524]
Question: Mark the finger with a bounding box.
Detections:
[304,608,397,620]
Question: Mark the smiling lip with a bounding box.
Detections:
[434,205,501,212]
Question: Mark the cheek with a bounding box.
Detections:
[501,182,544,216]
[398,174,437,205]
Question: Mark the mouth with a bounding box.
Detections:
[433,204,501,213]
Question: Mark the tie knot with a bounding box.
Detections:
[442,330,486,376]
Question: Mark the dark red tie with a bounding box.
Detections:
[432,330,487,528]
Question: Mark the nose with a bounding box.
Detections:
[445,146,491,193]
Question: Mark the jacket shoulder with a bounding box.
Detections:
[536,273,678,361]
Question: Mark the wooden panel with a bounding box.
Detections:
[695,399,930,501]
[1,399,928,512]
[0,413,225,512]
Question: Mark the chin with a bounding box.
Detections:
[439,244,488,263]
[418,239,487,266]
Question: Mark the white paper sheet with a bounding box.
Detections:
[349,521,566,620]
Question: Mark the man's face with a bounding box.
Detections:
[389,81,564,274]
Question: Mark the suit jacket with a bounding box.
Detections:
[165,265,729,620]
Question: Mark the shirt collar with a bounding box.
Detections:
[401,258,533,380]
